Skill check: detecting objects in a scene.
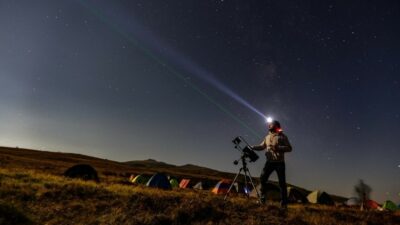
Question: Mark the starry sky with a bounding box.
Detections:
[0,0,399,203]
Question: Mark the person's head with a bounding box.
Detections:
[268,120,281,133]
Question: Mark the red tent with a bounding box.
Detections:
[365,200,380,209]
[179,179,191,188]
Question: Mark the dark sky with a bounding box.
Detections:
[0,0,399,202]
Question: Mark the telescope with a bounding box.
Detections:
[232,136,259,163]
[225,136,260,201]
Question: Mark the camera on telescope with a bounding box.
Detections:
[232,136,259,163]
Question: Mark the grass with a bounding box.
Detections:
[0,168,399,225]
[0,146,346,202]
[0,147,399,224]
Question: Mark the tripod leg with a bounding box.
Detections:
[243,169,249,198]
[246,168,261,202]
[224,168,243,201]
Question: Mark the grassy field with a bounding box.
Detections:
[0,147,399,224]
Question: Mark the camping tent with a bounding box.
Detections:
[287,187,308,203]
[170,178,179,188]
[249,183,280,201]
[345,198,360,207]
[212,179,232,194]
[146,173,171,190]
[132,174,149,185]
[307,190,334,205]
[382,200,398,211]
[233,182,243,193]
[193,182,203,190]
[64,164,99,182]
[129,174,136,183]
[179,179,191,188]
[365,200,380,210]
[193,181,214,190]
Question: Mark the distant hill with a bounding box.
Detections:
[0,146,346,202]
[124,159,177,168]
[124,160,234,181]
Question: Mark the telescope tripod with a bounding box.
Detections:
[224,156,261,202]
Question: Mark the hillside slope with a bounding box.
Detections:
[0,146,344,201]
[0,167,399,225]
[0,146,236,182]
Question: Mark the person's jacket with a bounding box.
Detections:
[252,131,292,162]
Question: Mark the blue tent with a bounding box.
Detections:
[146,173,171,190]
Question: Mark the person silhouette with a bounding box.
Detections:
[251,120,292,208]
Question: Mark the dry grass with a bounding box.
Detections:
[0,168,399,225]
[1,147,399,224]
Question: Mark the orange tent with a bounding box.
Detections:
[212,179,233,194]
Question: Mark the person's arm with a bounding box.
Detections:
[251,139,266,151]
[276,134,292,152]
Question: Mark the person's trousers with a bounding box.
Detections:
[260,161,288,206]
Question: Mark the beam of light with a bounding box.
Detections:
[77,1,264,137]
[266,117,273,124]
[78,1,265,119]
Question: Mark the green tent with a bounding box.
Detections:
[170,178,179,188]
[382,200,398,211]
[307,190,334,205]
[132,174,149,185]
[146,173,171,189]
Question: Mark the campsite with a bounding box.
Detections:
[0,146,399,225]
[1,1,400,224]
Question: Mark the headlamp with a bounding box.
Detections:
[266,116,273,124]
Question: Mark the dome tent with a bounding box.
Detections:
[345,197,360,206]
[132,174,149,185]
[146,173,171,190]
[193,182,203,190]
[129,174,136,182]
[307,190,334,205]
[212,179,232,194]
[287,187,308,203]
[64,164,99,182]
[382,200,398,211]
[365,199,380,210]
[169,178,179,188]
[179,179,191,188]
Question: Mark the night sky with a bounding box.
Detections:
[1,0,399,202]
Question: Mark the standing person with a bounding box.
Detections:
[251,120,292,208]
